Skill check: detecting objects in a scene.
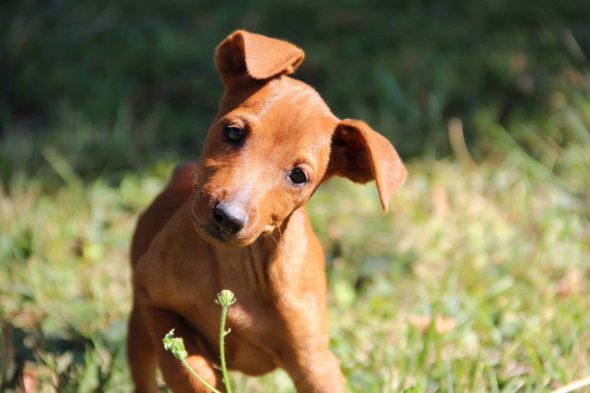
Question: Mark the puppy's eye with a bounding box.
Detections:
[289,167,308,184]
[224,126,244,143]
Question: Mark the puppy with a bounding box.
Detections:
[127,30,407,393]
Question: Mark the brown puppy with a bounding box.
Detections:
[128,30,407,393]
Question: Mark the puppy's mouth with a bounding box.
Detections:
[193,219,278,247]
[192,219,264,247]
[200,223,231,242]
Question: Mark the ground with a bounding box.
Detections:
[1,110,589,391]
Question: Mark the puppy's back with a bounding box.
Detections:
[130,162,198,268]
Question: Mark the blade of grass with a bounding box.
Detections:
[550,377,590,393]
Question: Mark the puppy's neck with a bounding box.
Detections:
[208,208,308,291]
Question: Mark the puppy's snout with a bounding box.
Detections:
[213,202,247,235]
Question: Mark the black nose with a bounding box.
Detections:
[212,202,247,235]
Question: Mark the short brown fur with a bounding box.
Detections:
[128,30,407,393]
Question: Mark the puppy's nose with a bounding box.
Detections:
[212,202,247,234]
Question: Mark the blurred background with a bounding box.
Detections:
[2,0,589,182]
[1,2,589,392]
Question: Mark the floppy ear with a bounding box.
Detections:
[215,30,305,85]
[328,119,407,211]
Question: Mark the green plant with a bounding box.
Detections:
[162,290,236,393]
[215,290,237,393]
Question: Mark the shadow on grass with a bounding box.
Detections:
[1,320,125,392]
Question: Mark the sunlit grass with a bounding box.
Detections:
[1,99,589,392]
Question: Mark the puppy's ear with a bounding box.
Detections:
[328,119,407,211]
[215,30,305,85]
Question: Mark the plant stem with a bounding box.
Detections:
[163,329,223,393]
[180,357,223,393]
[219,301,233,393]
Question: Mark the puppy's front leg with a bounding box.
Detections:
[282,345,345,393]
[142,305,224,393]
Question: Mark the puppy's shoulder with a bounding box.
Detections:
[133,200,207,306]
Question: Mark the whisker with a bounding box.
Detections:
[270,232,279,246]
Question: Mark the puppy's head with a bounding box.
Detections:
[191,30,407,246]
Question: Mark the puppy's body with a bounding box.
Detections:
[128,31,406,393]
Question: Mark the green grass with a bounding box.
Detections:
[1,98,590,392]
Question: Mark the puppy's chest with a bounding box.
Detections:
[225,298,279,334]
[185,295,282,343]
[180,295,285,372]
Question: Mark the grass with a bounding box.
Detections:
[1,96,589,392]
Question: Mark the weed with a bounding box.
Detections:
[162,290,235,393]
